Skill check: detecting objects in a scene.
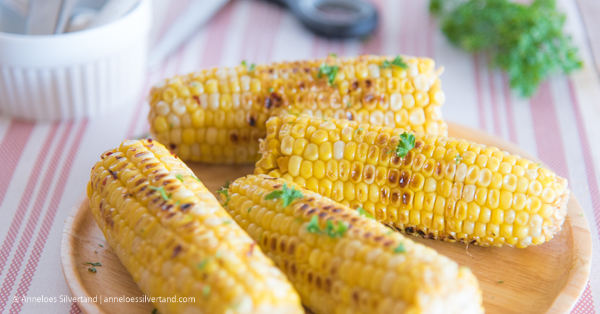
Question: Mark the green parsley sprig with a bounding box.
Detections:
[149,186,171,201]
[430,0,582,97]
[381,55,409,69]
[357,207,374,219]
[454,154,463,165]
[241,60,256,72]
[264,183,303,207]
[216,181,231,206]
[306,216,348,238]
[318,63,339,86]
[394,132,416,158]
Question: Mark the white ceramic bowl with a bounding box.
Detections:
[0,0,151,121]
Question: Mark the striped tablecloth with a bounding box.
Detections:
[0,0,598,312]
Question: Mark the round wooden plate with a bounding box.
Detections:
[61,122,592,314]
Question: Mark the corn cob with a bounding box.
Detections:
[222,174,484,314]
[148,54,447,164]
[87,139,303,314]
[255,115,570,248]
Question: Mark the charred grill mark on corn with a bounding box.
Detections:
[255,115,570,248]
[223,175,484,314]
[148,55,448,163]
[87,139,303,314]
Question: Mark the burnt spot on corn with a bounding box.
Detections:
[192,95,200,104]
[388,169,398,185]
[307,208,317,215]
[414,140,424,150]
[435,161,444,177]
[402,192,412,205]
[162,204,174,211]
[287,241,296,255]
[171,245,182,258]
[230,133,239,143]
[290,263,297,277]
[318,212,328,218]
[155,173,169,180]
[315,276,322,290]
[278,238,286,252]
[270,238,277,251]
[332,208,342,213]
[300,204,310,211]
[324,278,332,293]
[352,290,360,304]
[180,203,193,212]
[322,205,333,210]
[145,162,160,170]
[398,170,410,189]
[265,97,273,109]
[248,115,257,127]
[345,111,355,121]
[405,226,415,234]
[306,197,315,202]
[169,143,177,150]
[390,190,400,206]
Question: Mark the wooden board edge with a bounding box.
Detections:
[448,122,594,313]
[60,195,102,314]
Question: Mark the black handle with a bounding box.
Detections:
[265,0,378,39]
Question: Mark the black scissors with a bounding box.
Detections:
[265,0,378,39]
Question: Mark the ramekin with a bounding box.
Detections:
[0,0,152,121]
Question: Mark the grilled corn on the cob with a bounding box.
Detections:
[255,115,570,248]
[87,139,303,314]
[223,174,484,314]
[148,55,448,163]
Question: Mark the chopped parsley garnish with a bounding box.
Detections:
[99,244,103,248]
[393,243,406,253]
[355,127,364,134]
[198,259,210,270]
[85,262,102,266]
[216,181,231,206]
[498,280,505,284]
[318,63,339,86]
[223,219,232,225]
[203,285,211,298]
[306,216,322,234]
[454,154,463,165]
[325,220,349,238]
[88,267,97,273]
[175,174,185,182]
[391,55,409,69]
[149,186,170,201]
[247,207,252,213]
[306,216,348,238]
[329,53,337,57]
[269,87,274,92]
[386,230,393,236]
[382,56,409,69]
[347,101,352,108]
[357,207,374,219]
[192,175,202,183]
[394,132,416,158]
[264,183,303,207]
[241,60,256,72]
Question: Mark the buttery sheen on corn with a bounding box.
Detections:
[148,55,448,163]
[223,175,484,314]
[87,139,303,314]
[255,115,570,248]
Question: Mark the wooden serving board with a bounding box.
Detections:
[61,123,592,314]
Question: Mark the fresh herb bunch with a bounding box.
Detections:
[430,0,582,97]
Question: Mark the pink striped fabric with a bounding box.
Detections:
[0,0,597,313]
